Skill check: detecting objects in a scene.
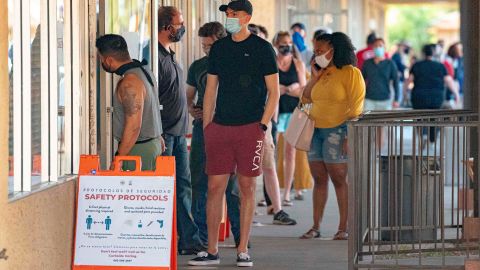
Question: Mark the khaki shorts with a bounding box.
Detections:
[262,122,276,169]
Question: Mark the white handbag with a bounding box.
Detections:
[284,102,315,151]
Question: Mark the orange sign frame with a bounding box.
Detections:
[72,155,177,270]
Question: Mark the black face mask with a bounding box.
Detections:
[278,45,293,55]
[169,25,186,43]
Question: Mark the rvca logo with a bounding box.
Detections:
[252,140,263,171]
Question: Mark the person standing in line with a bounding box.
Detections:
[249,25,297,225]
[392,41,410,105]
[446,42,464,108]
[290,22,313,65]
[249,28,297,225]
[157,6,204,255]
[273,31,307,205]
[362,38,400,147]
[356,32,378,70]
[300,32,365,240]
[96,34,164,171]
[189,0,279,267]
[187,21,243,248]
[403,44,459,146]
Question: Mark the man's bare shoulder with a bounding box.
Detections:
[117,74,145,116]
[118,73,144,92]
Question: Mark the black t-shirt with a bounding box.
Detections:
[410,59,447,109]
[208,34,278,125]
[186,56,208,107]
[411,60,447,92]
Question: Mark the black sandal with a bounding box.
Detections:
[300,228,320,239]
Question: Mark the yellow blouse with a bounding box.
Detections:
[303,65,365,128]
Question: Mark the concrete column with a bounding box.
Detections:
[462,0,479,112]
[461,0,480,216]
[250,0,277,38]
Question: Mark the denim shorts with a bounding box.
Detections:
[277,113,292,133]
[308,124,348,163]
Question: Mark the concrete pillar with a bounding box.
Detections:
[250,0,277,38]
[461,0,480,216]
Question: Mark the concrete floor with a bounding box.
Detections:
[176,182,478,270]
[178,182,349,270]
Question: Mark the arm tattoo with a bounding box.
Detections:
[119,82,143,117]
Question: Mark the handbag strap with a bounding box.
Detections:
[297,92,312,114]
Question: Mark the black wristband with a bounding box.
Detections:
[114,151,119,156]
[259,123,268,131]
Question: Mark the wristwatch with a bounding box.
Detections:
[259,123,268,131]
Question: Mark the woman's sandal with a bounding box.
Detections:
[300,228,321,239]
[267,206,275,215]
[333,230,348,240]
[282,199,293,206]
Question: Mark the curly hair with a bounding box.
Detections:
[316,32,357,68]
[199,21,226,40]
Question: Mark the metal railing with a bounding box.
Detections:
[348,110,480,269]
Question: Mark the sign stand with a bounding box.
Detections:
[218,198,230,242]
[72,155,177,270]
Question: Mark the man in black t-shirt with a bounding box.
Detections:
[188,0,279,268]
[186,21,243,250]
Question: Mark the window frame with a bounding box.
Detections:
[9,0,79,198]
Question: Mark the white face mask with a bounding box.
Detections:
[315,49,332,68]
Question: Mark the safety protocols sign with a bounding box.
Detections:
[74,175,175,267]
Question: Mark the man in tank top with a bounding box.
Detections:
[96,34,164,171]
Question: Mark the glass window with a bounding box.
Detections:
[107,0,152,63]
[57,0,67,176]
[8,0,77,197]
[30,0,42,187]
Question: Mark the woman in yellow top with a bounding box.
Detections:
[300,32,365,240]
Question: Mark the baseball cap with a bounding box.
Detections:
[219,0,253,15]
[290,22,306,31]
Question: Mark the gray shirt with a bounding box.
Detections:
[157,44,188,136]
[113,66,163,141]
[362,58,400,102]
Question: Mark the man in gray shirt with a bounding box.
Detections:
[157,6,204,255]
[96,34,164,171]
[362,38,400,111]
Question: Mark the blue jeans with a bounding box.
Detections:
[162,134,203,250]
[190,120,241,244]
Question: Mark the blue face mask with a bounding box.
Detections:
[292,32,306,52]
[374,47,385,58]
[225,17,242,34]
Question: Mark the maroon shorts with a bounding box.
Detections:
[204,122,266,177]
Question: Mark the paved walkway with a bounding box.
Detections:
[178,182,348,270]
